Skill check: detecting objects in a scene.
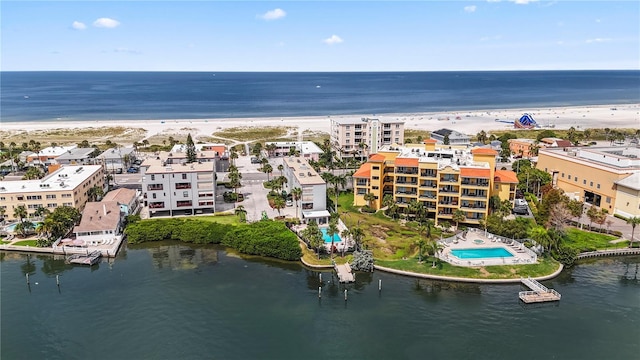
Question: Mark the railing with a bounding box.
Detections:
[175,184,192,189]
[147,185,163,191]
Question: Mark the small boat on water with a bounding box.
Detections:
[66,250,102,266]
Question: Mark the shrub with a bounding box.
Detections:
[361,205,376,213]
[222,220,302,261]
[125,218,231,244]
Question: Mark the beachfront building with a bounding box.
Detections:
[430,128,471,146]
[166,143,228,172]
[26,145,77,167]
[330,117,405,159]
[537,146,640,217]
[0,165,105,221]
[73,201,124,244]
[55,148,99,166]
[508,139,537,159]
[141,159,216,217]
[352,141,518,226]
[282,157,328,224]
[102,187,141,215]
[264,141,324,161]
[539,138,572,148]
[97,147,137,174]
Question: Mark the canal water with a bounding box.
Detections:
[1,243,638,360]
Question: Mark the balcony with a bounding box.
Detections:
[356,180,369,186]
[175,183,192,190]
[420,170,437,177]
[396,180,418,185]
[176,201,193,208]
[396,168,418,175]
[440,177,459,183]
[439,186,459,194]
[149,202,165,209]
[461,179,489,187]
[461,192,487,198]
[147,184,163,191]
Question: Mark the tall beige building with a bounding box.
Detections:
[537,146,640,217]
[0,165,105,221]
[330,117,405,159]
[353,141,517,226]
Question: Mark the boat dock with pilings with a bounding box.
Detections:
[519,277,561,303]
[66,250,103,266]
[334,262,355,283]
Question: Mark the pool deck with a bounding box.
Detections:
[438,229,538,267]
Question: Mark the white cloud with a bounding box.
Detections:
[72,21,86,30]
[586,38,611,43]
[556,41,564,45]
[259,8,286,21]
[93,18,120,28]
[595,19,601,23]
[322,35,343,45]
[464,5,477,13]
[509,0,538,4]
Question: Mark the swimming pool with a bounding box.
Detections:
[5,221,42,233]
[320,228,342,243]
[451,247,514,259]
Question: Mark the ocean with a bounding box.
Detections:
[1,71,639,122]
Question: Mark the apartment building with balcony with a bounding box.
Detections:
[142,159,216,217]
[537,146,640,217]
[353,141,517,226]
[330,117,405,159]
[282,157,328,224]
[430,128,471,146]
[264,141,324,161]
[0,165,105,221]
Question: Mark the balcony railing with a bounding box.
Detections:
[147,184,163,191]
[461,180,490,186]
[176,201,193,208]
[175,184,192,190]
[420,171,437,177]
[149,202,165,209]
[396,191,417,196]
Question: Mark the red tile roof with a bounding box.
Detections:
[471,148,498,156]
[369,154,386,162]
[460,168,491,178]
[494,170,519,183]
[423,139,438,144]
[353,163,371,178]
[394,157,419,167]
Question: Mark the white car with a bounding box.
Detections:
[514,199,527,207]
[286,199,293,207]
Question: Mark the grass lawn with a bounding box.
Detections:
[193,214,240,226]
[563,228,620,252]
[300,242,351,266]
[337,192,443,261]
[12,240,38,247]
[377,256,561,279]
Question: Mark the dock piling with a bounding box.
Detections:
[319,273,322,284]
[26,273,29,284]
[318,287,322,298]
[379,279,382,292]
[56,275,60,286]
[344,289,348,301]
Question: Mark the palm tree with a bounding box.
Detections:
[625,216,640,248]
[230,150,238,166]
[476,130,488,144]
[350,226,365,251]
[426,240,444,267]
[363,192,376,209]
[262,163,273,182]
[327,219,339,258]
[0,207,6,222]
[13,205,27,222]
[452,209,466,230]
[272,196,285,217]
[529,226,550,253]
[340,229,351,257]
[302,220,324,259]
[14,220,34,238]
[234,205,247,223]
[291,187,302,219]
[277,164,284,177]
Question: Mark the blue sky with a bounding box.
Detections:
[2,1,638,71]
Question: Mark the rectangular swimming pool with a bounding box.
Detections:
[451,247,514,259]
[320,228,342,243]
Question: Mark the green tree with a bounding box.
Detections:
[443,134,450,145]
[452,209,466,230]
[529,226,550,253]
[87,185,105,202]
[302,220,324,259]
[272,196,286,217]
[291,187,302,219]
[626,216,640,247]
[426,240,444,267]
[15,220,35,237]
[234,205,247,223]
[13,205,27,222]
[476,130,488,145]
[327,219,339,258]
[262,163,273,181]
[363,192,376,209]
[350,226,365,251]
[22,167,43,180]
[185,133,197,163]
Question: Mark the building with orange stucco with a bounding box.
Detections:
[353,141,517,226]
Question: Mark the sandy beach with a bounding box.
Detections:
[2,104,638,145]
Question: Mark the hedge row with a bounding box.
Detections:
[125,218,301,261]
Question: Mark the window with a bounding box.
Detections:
[372,176,380,180]
[597,184,600,189]
[561,173,565,178]
[183,191,189,197]
[395,138,399,143]
[575,177,578,182]
[47,203,57,208]
[152,193,157,199]
[28,204,39,209]
[395,131,399,135]
[372,166,380,170]
[396,124,400,128]
[151,174,155,181]
[606,197,611,204]
[495,184,499,190]
[568,175,571,180]
[62,194,72,198]
[182,174,187,180]
[46,194,57,199]
[590,181,593,186]
[583,180,586,185]
[345,140,350,144]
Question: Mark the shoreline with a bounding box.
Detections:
[2,103,639,144]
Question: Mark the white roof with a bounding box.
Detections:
[302,210,331,218]
[34,146,77,157]
[266,141,324,155]
[56,148,96,160]
[98,147,136,160]
[615,172,640,191]
[0,165,103,194]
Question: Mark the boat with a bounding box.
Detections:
[316,85,321,88]
[66,250,103,266]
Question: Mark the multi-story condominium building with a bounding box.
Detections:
[264,141,324,161]
[166,144,229,172]
[330,117,405,159]
[352,141,517,226]
[0,165,105,221]
[141,159,215,217]
[508,139,537,158]
[537,146,640,217]
[282,157,329,224]
[170,143,228,157]
[430,128,471,146]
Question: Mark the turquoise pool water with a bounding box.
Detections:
[320,228,342,243]
[5,221,42,233]
[451,247,514,259]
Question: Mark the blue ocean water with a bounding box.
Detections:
[1,71,638,122]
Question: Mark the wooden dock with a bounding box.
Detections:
[66,250,103,266]
[519,277,561,303]
[335,262,355,283]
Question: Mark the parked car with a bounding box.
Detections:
[127,167,139,173]
[286,199,293,207]
[250,157,260,164]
